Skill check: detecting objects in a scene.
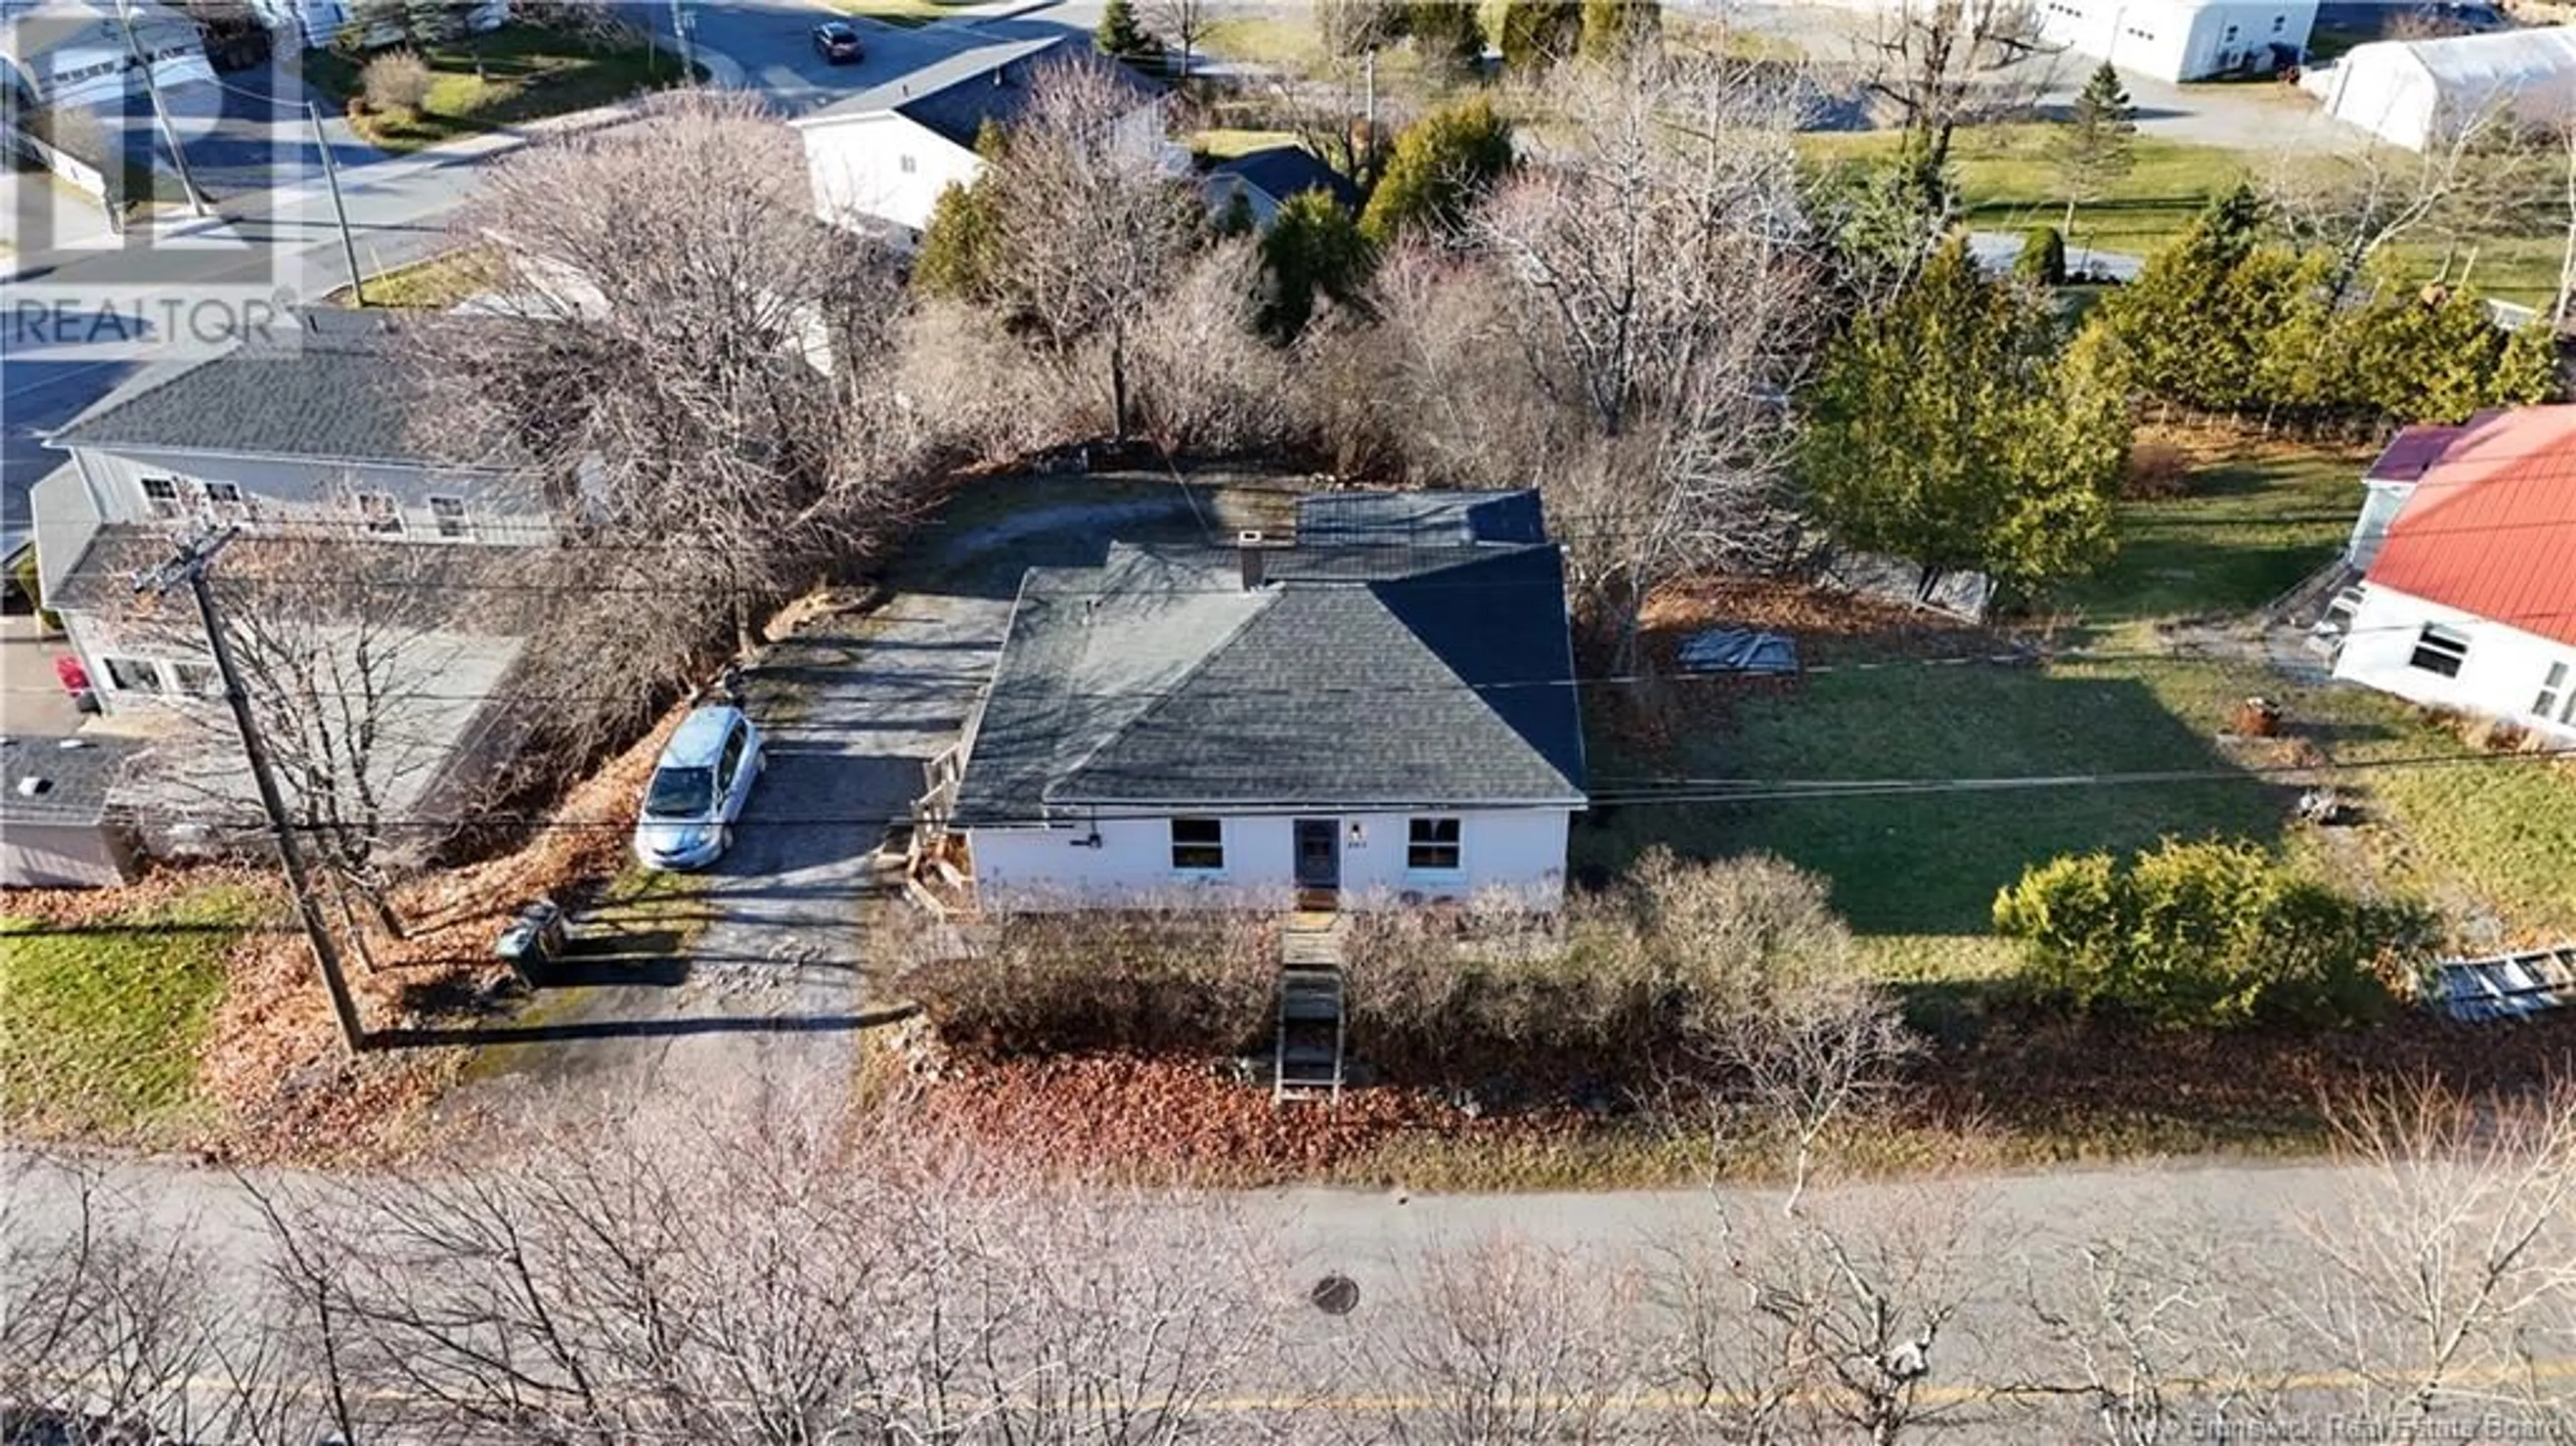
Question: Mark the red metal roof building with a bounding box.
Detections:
[2365,405,2576,650]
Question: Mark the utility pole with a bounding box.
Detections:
[669,0,698,79]
[115,0,208,217]
[137,529,366,1055]
[309,102,364,305]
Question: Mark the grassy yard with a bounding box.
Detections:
[330,247,498,309]
[306,24,693,153]
[1190,127,1301,161]
[1799,123,2562,309]
[0,885,269,1140]
[1578,437,2576,989]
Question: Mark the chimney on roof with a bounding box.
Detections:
[1238,529,1269,591]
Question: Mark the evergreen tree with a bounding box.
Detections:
[1499,0,1582,69]
[2051,62,2137,239]
[1094,0,1165,68]
[1578,0,1660,59]
[2098,184,2286,414]
[1801,237,2126,594]
[1407,0,1487,80]
[1358,95,1515,246]
[1806,147,1958,313]
[912,121,1010,303]
[1258,188,1378,340]
[2016,225,2067,286]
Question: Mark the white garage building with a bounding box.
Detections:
[2031,0,2316,80]
[2311,28,2576,152]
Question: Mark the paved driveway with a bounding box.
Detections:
[444,494,1201,1119]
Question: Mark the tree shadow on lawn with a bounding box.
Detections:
[1574,667,2293,940]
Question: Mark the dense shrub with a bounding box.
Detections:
[362,50,433,114]
[2015,225,2067,286]
[1993,838,2439,1031]
[1342,851,1887,1087]
[891,909,1275,1060]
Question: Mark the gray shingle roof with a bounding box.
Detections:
[794,36,1163,146]
[953,500,1587,824]
[1211,146,1362,213]
[1295,489,1549,547]
[0,734,136,824]
[46,311,518,469]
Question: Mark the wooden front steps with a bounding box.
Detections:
[1275,910,1350,1105]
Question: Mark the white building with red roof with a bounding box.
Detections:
[2329,405,2576,742]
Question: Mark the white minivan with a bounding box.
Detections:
[633,705,764,871]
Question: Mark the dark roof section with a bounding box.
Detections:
[1210,145,1363,211]
[2366,425,2467,484]
[794,36,1164,144]
[46,310,520,469]
[46,522,530,625]
[953,501,1587,824]
[0,734,137,824]
[1295,489,1550,548]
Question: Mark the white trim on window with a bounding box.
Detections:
[1405,816,1463,874]
[2408,624,2470,679]
[140,476,184,520]
[99,654,160,692]
[202,480,250,521]
[357,492,405,536]
[429,494,475,541]
[1169,816,1224,873]
[2538,661,2574,727]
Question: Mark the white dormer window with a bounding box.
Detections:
[429,495,474,540]
[141,477,184,519]
[358,493,405,536]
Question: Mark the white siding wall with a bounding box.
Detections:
[800,113,981,237]
[2332,583,2576,741]
[2320,47,2439,150]
[2033,0,2314,80]
[2347,480,2413,567]
[69,445,545,543]
[969,808,1574,913]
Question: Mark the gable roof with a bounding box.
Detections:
[2365,405,2576,649]
[792,36,1162,145]
[1295,489,1548,547]
[955,493,1586,824]
[1210,146,1362,212]
[46,311,519,470]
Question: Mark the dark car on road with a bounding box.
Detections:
[812,21,864,64]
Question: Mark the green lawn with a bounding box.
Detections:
[1580,443,2576,984]
[1191,127,1302,161]
[0,885,268,1140]
[828,0,987,25]
[331,247,498,309]
[306,24,694,153]
[1799,123,2561,309]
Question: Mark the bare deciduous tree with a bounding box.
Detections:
[986,59,1201,441]
[429,89,924,759]
[1146,0,1217,79]
[1470,56,1821,663]
[2017,1233,2289,1445]
[1856,0,2053,174]
[1370,1235,1656,1445]
[2259,100,2523,304]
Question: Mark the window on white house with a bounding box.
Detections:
[2538,661,2573,724]
[2223,23,2238,41]
[358,492,405,536]
[141,477,184,519]
[2408,624,2471,679]
[101,655,160,691]
[166,661,219,696]
[429,495,474,540]
[203,481,249,520]
[1407,817,1462,872]
[2272,14,2286,31]
[1169,818,1224,871]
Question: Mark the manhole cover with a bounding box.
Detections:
[1310,1273,1360,1316]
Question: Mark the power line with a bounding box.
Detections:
[155,744,2576,836]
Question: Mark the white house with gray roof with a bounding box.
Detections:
[33,311,541,714]
[949,490,1588,913]
[792,35,1167,239]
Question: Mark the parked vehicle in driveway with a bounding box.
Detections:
[812,21,863,64]
[634,706,764,871]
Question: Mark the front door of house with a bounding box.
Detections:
[1293,818,1340,893]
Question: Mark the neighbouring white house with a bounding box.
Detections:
[2308,27,2576,151]
[793,35,1167,240]
[29,310,545,850]
[2326,405,2576,743]
[2031,0,2316,80]
[945,490,1589,913]
[244,0,509,50]
[0,0,209,110]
